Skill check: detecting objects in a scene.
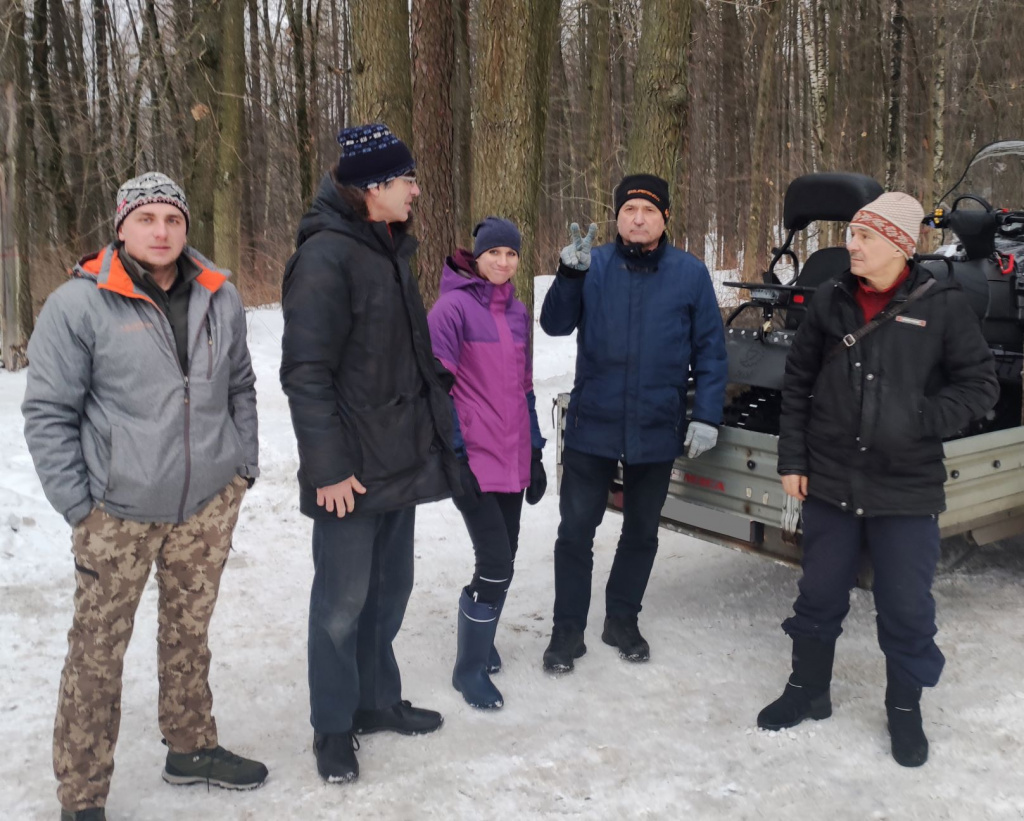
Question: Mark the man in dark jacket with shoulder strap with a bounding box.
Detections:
[757,192,999,767]
[539,173,728,672]
[280,123,459,784]
[23,173,266,821]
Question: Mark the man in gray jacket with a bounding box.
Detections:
[22,172,267,821]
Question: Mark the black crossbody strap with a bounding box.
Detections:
[824,277,937,364]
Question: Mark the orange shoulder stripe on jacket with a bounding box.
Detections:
[94,249,158,307]
[195,267,227,293]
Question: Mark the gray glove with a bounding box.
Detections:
[684,421,718,459]
[559,222,598,271]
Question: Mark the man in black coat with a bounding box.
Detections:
[757,192,998,767]
[280,123,459,784]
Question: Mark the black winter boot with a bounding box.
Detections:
[542,623,587,673]
[313,732,359,783]
[757,636,835,731]
[60,810,106,821]
[452,590,504,709]
[601,615,650,662]
[352,701,443,735]
[886,660,928,767]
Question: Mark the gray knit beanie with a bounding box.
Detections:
[115,172,190,231]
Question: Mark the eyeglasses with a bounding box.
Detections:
[395,175,417,184]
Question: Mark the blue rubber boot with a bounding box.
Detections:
[487,590,507,674]
[453,590,504,709]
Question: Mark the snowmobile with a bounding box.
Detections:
[554,140,1024,578]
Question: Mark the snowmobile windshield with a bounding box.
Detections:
[939,140,1024,212]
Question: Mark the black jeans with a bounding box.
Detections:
[308,507,415,733]
[783,495,945,688]
[553,447,674,629]
[452,489,525,604]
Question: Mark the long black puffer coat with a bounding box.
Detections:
[777,261,999,516]
[280,174,459,518]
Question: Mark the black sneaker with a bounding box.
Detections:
[60,810,106,821]
[601,615,650,662]
[162,745,268,790]
[314,732,360,783]
[352,700,444,735]
[542,623,587,672]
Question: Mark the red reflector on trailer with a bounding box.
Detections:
[792,294,805,304]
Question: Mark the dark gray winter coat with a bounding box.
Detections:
[280,174,459,518]
[777,261,999,516]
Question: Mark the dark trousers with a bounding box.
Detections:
[783,496,945,688]
[308,507,415,733]
[452,489,525,604]
[553,447,674,629]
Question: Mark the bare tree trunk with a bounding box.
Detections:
[180,0,220,256]
[741,0,784,283]
[1,0,33,369]
[584,0,611,224]
[350,0,412,141]
[214,0,245,280]
[929,0,946,207]
[247,0,266,243]
[286,0,315,203]
[472,0,558,313]
[93,0,113,211]
[626,0,691,190]
[885,0,905,189]
[411,0,455,306]
[31,0,77,243]
[451,0,471,241]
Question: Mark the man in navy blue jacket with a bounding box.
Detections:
[540,173,728,672]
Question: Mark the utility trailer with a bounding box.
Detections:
[552,142,1024,579]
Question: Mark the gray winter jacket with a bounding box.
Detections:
[22,243,258,526]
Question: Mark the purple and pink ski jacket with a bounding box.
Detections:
[428,252,544,494]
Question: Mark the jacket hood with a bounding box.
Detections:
[441,250,514,308]
[72,243,229,304]
[295,173,418,259]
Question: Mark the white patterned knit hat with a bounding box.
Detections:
[849,192,924,259]
[115,172,190,232]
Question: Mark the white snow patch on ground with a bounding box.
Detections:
[2,275,1023,819]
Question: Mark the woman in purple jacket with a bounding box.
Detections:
[428,217,547,709]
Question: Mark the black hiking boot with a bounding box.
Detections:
[352,700,444,736]
[601,615,650,662]
[314,731,360,783]
[60,810,106,821]
[757,636,835,731]
[162,745,268,790]
[542,623,587,673]
[886,662,928,767]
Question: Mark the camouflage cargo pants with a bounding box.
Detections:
[54,476,247,811]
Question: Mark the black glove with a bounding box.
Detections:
[456,458,483,510]
[525,448,547,505]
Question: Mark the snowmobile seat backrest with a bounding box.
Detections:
[784,247,851,330]
[794,247,849,290]
[783,173,884,231]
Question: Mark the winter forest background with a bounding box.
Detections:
[1,0,1024,370]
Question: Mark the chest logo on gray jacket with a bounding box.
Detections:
[894,316,927,328]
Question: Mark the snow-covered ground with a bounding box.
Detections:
[2,276,1023,820]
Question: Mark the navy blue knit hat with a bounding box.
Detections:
[472,216,521,257]
[335,123,416,189]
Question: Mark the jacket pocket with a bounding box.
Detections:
[354,392,435,482]
[872,392,924,453]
